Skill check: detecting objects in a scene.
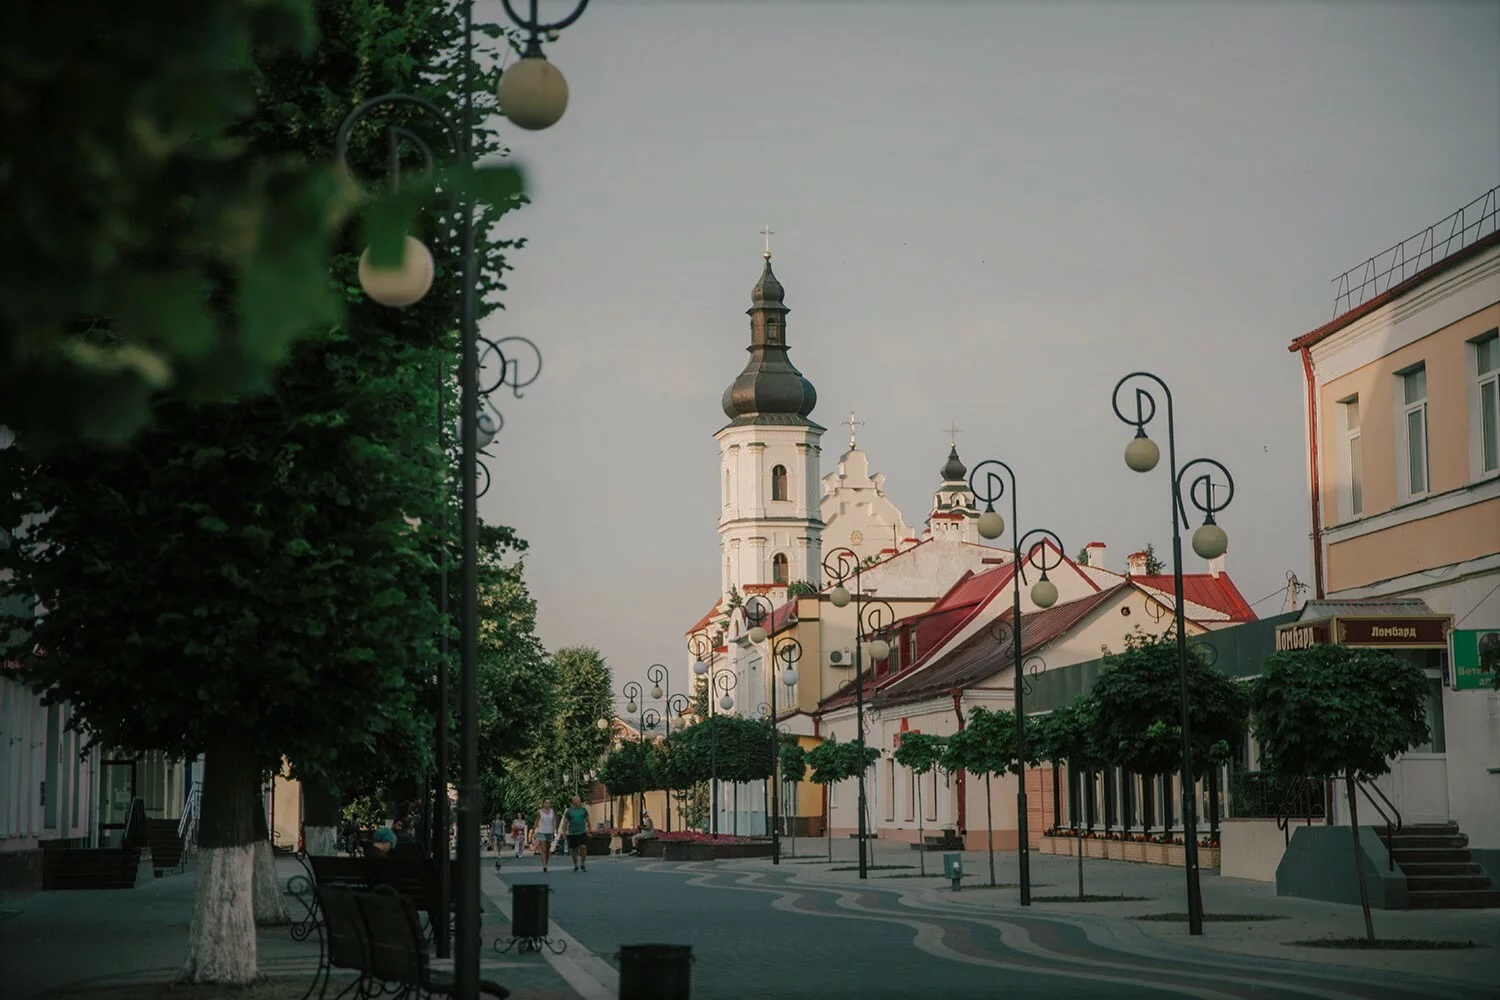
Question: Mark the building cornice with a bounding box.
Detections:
[1323,475,1500,543]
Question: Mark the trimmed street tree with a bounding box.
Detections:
[808,737,880,862]
[1252,644,1429,941]
[941,707,1017,887]
[893,731,946,876]
[1032,697,1104,899]
[780,741,809,857]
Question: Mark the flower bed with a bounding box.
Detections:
[1039,832,1220,869]
[642,832,772,862]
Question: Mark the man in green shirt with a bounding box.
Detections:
[563,795,591,871]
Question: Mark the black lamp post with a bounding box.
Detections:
[742,595,801,864]
[822,549,897,880]
[1111,371,1236,938]
[688,630,730,834]
[666,692,690,832]
[967,458,1064,908]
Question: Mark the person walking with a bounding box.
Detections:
[563,795,591,872]
[534,798,557,873]
[510,812,528,859]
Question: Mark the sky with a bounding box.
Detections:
[475,0,1500,712]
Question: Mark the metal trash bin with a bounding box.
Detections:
[617,943,692,1000]
[942,852,962,880]
[511,883,550,940]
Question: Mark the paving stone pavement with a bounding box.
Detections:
[487,843,1500,1000]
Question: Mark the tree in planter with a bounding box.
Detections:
[779,741,809,857]
[1031,698,1105,899]
[893,732,946,876]
[940,707,1018,887]
[1251,644,1428,942]
[808,736,880,862]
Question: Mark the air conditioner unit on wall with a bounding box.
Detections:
[828,648,855,668]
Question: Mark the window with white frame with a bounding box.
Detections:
[1399,365,1429,499]
[1474,331,1499,478]
[1339,395,1363,518]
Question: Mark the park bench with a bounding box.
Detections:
[289,853,468,944]
[307,884,509,1000]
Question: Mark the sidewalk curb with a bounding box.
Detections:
[482,867,616,1000]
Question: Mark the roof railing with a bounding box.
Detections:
[1330,185,1499,320]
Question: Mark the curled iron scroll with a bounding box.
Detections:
[822,546,860,589]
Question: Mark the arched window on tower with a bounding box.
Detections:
[772,553,789,585]
[771,464,788,502]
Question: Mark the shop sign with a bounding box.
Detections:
[1275,620,1330,651]
[1451,628,1500,692]
[1335,616,1449,648]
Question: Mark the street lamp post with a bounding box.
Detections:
[709,669,738,835]
[967,459,1064,907]
[1111,372,1236,938]
[335,2,590,994]
[821,549,896,880]
[666,692,690,832]
[742,595,801,864]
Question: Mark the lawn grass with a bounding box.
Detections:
[1134,912,1286,922]
[1290,937,1479,951]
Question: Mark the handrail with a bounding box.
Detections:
[1353,777,1402,872]
[1273,776,1322,845]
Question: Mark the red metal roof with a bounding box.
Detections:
[686,598,722,636]
[1127,574,1257,623]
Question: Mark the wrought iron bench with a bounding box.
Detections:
[288,853,468,944]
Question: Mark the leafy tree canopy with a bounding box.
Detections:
[940,707,1017,779]
[1031,698,1104,769]
[1091,631,1249,775]
[665,713,775,785]
[779,740,809,782]
[1251,645,1429,781]
[892,731,946,776]
[807,736,880,785]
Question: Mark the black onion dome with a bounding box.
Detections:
[721,257,818,422]
[941,445,967,482]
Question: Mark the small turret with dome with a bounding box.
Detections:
[926,427,981,544]
[721,245,819,427]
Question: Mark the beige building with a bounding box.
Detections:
[1291,189,1499,853]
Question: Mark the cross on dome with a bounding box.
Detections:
[761,225,774,260]
[846,410,865,450]
[946,421,963,446]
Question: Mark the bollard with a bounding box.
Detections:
[510,883,550,940]
[617,943,692,1000]
[943,852,962,892]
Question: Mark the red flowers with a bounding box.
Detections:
[655,831,760,845]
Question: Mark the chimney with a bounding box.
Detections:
[1208,551,1225,579]
[1084,541,1106,568]
[1126,550,1148,576]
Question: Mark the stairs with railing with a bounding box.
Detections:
[1381,821,1500,909]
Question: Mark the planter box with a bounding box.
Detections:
[41,847,141,890]
[660,841,774,862]
[635,838,665,859]
[1039,835,1220,870]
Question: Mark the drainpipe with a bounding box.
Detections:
[1300,347,1326,599]
[950,689,967,836]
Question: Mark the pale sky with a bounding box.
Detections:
[476,0,1500,711]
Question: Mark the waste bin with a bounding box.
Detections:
[511,883,550,940]
[617,943,692,1000]
[942,852,962,881]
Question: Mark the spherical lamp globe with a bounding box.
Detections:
[626,700,637,715]
[1192,520,1229,560]
[830,586,852,608]
[781,667,798,687]
[476,407,501,449]
[651,685,663,699]
[693,659,708,676]
[977,509,1006,540]
[866,637,891,662]
[596,717,608,730]
[1124,433,1160,473]
[747,625,768,644]
[497,56,569,131]
[720,694,734,712]
[1031,577,1059,609]
[358,235,434,307]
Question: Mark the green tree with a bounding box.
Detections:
[0,0,525,983]
[779,741,809,856]
[808,736,879,862]
[1031,698,1104,899]
[941,707,1018,886]
[786,580,819,598]
[0,0,348,449]
[508,647,613,805]
[1091,631,1249,778]
[893,732,945,875]
[1142,544,1164,575]
[1251,645,1429,942]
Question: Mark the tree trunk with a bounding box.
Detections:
[1077,767,1086,900]
[1345,774,1376,942]
[917,776,925,877]
[827,783,834,862]
[180,736,259,984]
[985,774,995,887]
[302,776,341,856]
[789,781,797,859]
[251,784,289,926]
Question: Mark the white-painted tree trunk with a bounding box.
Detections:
[252,838,289,926]
[304,824,338,856]
[180,844,257,984]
